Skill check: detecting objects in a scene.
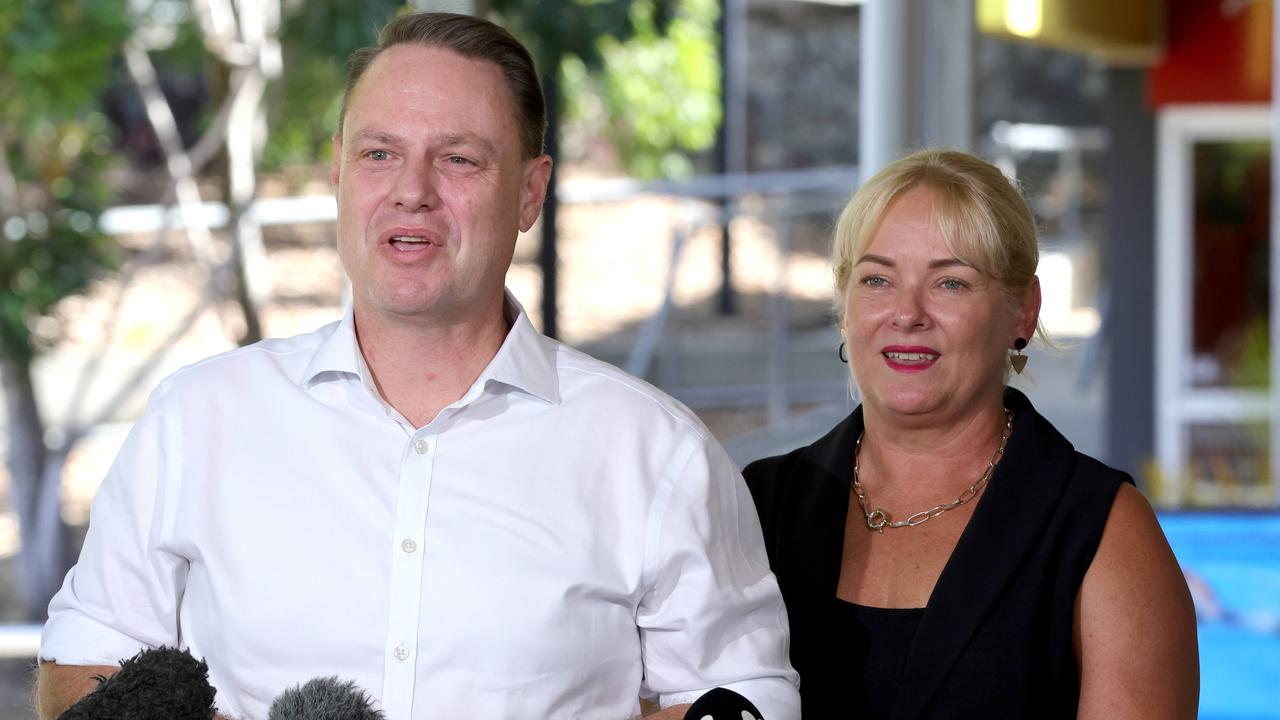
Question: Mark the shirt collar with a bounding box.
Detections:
[300,291,560,406]
[302,305,362,386]
[476,292,561,405]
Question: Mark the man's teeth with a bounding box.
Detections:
[885,352,938,362]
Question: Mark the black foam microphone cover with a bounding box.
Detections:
[268,676,386,720]
[682,687,765,720]
[57,646,217,720]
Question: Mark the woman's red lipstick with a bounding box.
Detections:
[881,345,940,373]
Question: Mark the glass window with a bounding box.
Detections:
[1185,422,1271,507]
[1190,140,1271,389]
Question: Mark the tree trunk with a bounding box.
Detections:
[224,66,270,346]
[1,356,71,620]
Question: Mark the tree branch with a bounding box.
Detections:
[122,38,221,274]
[191,0,256,66]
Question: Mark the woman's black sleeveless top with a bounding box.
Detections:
[744,388,1130,718]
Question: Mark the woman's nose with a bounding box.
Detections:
[891,289,929,329]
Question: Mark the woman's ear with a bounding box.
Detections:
[1015,276,1042,340]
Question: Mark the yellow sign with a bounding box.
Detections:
[976,0,1163,64]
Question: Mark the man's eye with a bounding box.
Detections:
[366,150,391,161]
[446,155,473,165]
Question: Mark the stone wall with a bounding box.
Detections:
[741,0,1108,170]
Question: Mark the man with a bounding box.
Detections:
[37,12,799,720]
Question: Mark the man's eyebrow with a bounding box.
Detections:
[347,129,496,154]
[854,254,973,270]
[438,132,496,154]
[348,129,405,148]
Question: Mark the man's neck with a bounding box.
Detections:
[353,300,510,428]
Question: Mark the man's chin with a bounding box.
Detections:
[361,291,500,325]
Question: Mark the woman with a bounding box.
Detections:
[744,149,1198,717]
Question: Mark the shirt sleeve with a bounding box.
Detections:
[637,433,801,719]
[39,381,187,666]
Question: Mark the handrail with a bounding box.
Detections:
[96,165,861,235]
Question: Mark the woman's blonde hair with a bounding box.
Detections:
[832,149,1040,320]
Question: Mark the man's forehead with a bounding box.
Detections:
[345,44,518,136]
[356,45,508,103]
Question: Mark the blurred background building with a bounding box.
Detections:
[0,0,1276,716]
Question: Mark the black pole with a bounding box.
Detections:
[540,58,560,339]
[714,0,736,316]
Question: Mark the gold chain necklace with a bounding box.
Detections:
[851,409,1014,533]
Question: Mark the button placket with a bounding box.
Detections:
[381,433,435,717]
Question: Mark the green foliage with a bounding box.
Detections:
[260,47,345,170]
[256,0,721,180]
[491,0,719,179]
[492,0,645,72]
[588,0,721,178]
[262,0,404,170]
[0,0,129,362]
[0,0,130,128]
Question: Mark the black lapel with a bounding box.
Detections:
[890,388,1080,719]
[776,408,862,641]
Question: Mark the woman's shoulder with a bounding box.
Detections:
[742,409,862,492]
[741,410,861,535]
[741,445,819,520]
[1003,386,1134,496]
[741,447,806,487]
[1068,450,1135,487]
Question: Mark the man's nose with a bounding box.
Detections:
[393,159,440,211]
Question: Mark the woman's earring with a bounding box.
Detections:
[838,342,848,363]
[1010,337,1028,374]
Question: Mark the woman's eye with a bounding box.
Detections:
[862,275,888,287]
[940,278,967,291]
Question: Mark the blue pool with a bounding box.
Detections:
[1159,513,1280,717]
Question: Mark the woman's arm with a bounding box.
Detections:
[1075,483,1199,718]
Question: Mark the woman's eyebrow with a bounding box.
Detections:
[854,255,973,269]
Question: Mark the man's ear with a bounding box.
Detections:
[518,154,553,232]
[330,134,343,189]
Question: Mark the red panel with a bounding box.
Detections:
[1148,0,1272,106]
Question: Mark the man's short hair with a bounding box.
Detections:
[339,12,547,160]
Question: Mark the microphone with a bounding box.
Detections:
[267,676,386,720]
[57,646,217,720]
[683,687,765,720]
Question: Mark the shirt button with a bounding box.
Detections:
[401,538,417,554]
[413,438,429,455]
[393,643,410,661]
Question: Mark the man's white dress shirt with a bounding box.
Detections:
[41,297,799,720]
